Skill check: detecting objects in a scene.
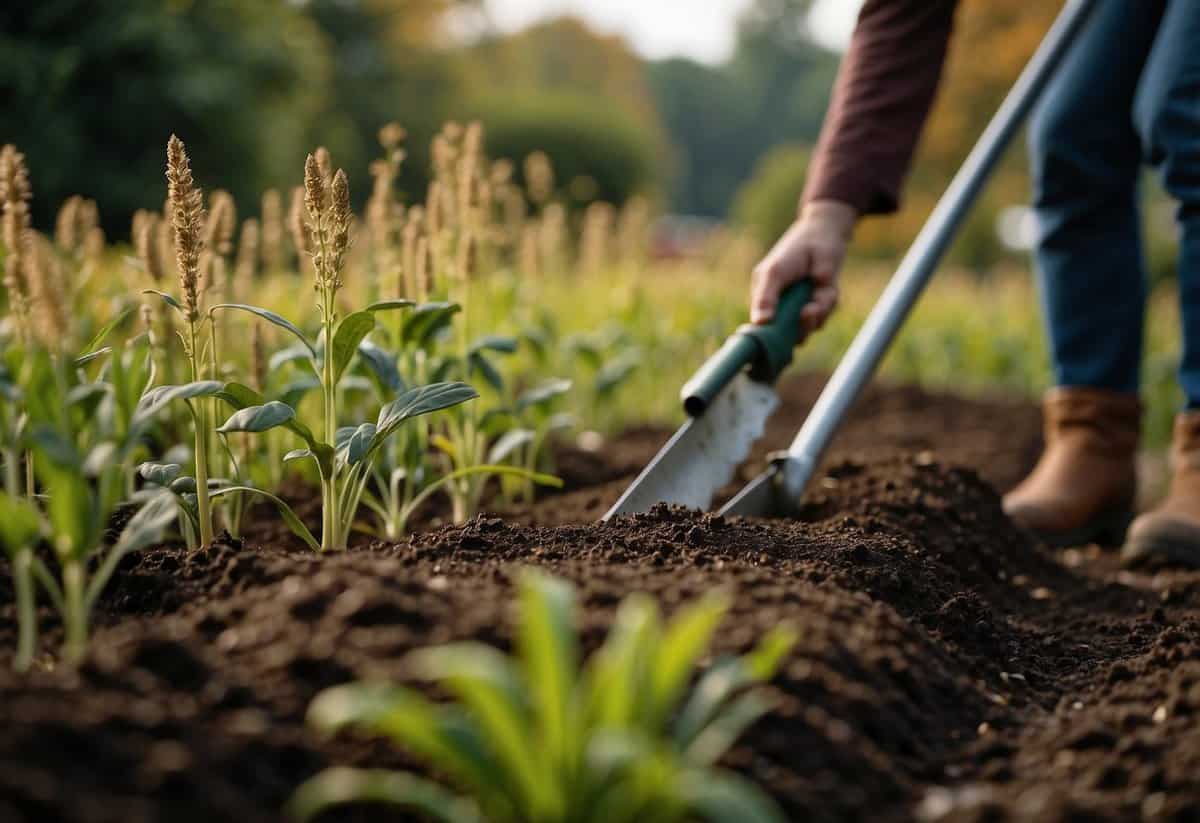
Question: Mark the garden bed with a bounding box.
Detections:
[1,374,1198,822]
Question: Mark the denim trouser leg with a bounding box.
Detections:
[1134,1,1200,408]
[1028,1,1164,395]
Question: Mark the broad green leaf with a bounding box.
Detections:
[139,461,183,487]
[290,767,484,823]
[649,593,730,727]
[170,476,197,494]
[210,486,320,552]
[365,299,416,313]
[135,380,224,423]
[331,311,376,384]
[469,335,519,355]
[343,423,377,466]
[218,382,321,452]
[210,303,315,356]
[217,401,296,434]
[596,354,639,397]
[373,383,479,447]
[357,341,404,395]
[487,428,535,464]
[142,289,183,312]
[517,379,572,412]
[517,572,579,777]
[280,375,321,409]
[269,343,316,373]
[678,770,787,823]
[468,352,504,392]
[403,302,461,347]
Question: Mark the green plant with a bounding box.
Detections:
[144,135,219,546]
[292,571,795,823]
[21,345,177,664]
[0,491,44,671]
[206,152,480,551]
[355,307,561,539]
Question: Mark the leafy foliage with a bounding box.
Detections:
[294,572,795,823]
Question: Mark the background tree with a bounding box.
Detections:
[0,0,331,230]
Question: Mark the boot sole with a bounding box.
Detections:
[1121,534,1200,568]
[1022,508,1134,549]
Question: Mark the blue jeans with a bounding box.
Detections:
[1029,0,1200,406]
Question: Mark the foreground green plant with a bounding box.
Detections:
[292,572,795,823]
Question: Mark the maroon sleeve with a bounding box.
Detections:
[801,0,959,215]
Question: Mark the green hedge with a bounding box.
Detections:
[467,92,660,206]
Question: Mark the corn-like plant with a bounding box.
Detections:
[201,152,479,551]
[20,345,177,665]
[0,491,43,670]
[292,572,795,823]
[143,135,220,546]
[355,308,560,539]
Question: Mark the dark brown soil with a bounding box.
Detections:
[1,373,1198,823]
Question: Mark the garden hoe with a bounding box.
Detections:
[604,0,1099,522]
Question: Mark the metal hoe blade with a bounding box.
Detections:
[603,374,778,519]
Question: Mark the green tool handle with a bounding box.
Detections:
[680,281,813,415]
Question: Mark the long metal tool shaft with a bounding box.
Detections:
[731,0,1099,511]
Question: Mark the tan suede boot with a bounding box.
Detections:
[1122,412,1200,567]
[1002,387,1140,546]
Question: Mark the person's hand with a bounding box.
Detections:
[750,200,858,339]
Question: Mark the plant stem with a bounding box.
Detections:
[190,321,214,547]
[3,448,19,497]
[320,287,340,551]
[12,548,36,672]
[62,561,87,665]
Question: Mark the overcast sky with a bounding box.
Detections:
[482,0,864,62]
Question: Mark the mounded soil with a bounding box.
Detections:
[1,373,1198,822]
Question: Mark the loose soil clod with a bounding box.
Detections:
[0,375,1198,822]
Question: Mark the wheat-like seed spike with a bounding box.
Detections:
[26,233,68,345]
[0,145,32,324]
[260,189,283,272]
[250,321,266,393]
[378,122,406,152]
[166,134,205,322]
[331,168,351,267]
[287,186,310,265]
[524,151,554,206]
[235,218,259,286]
[83,225,105,267]
[135,213,164,282]
[55,195,82,254]
[414,235,430,303]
